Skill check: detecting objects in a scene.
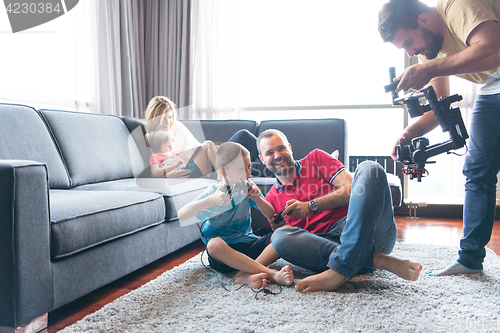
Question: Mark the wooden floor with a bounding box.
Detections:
[43,217,500,333]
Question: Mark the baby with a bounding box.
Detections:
[148,130,188,177]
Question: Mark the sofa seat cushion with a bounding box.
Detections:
[72,177,216,223]
[50,190,165,259]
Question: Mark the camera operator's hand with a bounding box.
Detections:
[391,108,441,161]
[391,131,411,161]
[395,63,433,92]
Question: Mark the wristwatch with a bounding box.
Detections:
[309,200,319,213]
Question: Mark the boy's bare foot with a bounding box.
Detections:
[374,252,422,281]
[295,269,346,293]
[269,265,294,286]
[235,272,268,289]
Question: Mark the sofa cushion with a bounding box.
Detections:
[39,109,145,187]
[50,190,165,259]
[72,177,216,224]
[181,120,258,145]
[0,104,70,188]
[257,119,347,164]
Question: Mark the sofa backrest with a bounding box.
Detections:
[120,116,150,173]
[0,104,71,188]
[39,109,145,187]
[181,120,258,145]
[257,119,347,164]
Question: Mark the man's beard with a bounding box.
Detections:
[421,27,443,60]
[268,157,294,177]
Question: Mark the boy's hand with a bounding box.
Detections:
[211,185,232,206]
[245,181,261,200]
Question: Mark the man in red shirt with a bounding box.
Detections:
[258,129,422,292]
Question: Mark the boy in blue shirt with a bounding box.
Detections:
[178,142,293,289]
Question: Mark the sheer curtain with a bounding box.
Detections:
[189,0,240,120]
[91,0,191,118]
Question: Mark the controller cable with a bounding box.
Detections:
[194,185,283,299]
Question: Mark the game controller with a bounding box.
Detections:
[221,180,250,195]
[273,207,293,224]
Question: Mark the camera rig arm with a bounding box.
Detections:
[384,67,469,181]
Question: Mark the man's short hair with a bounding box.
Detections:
[378,0,432,42]
[216,142,250,169]
[257,129,289,156]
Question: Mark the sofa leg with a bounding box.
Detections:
[0,314,47,333]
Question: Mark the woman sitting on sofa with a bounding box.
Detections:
[145,95,272,178]
[145,96,216,178]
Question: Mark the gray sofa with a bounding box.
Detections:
[0,103,399,330]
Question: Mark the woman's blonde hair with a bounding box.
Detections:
[145,96,177,133]
[148,130,173,154]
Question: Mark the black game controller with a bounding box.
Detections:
[273,207,292,224]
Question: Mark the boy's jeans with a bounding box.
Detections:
[272,161,397,280]
[460,93,500,270]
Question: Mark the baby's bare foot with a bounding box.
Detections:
[235,272,268,289]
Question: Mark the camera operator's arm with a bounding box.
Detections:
[284,170,352,220]
[390,77,449,160]
[395,21,500,92]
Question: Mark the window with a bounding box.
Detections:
[0,1,93,111]
[236,0,406,156]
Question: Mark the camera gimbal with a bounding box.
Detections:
[384,67,469,182]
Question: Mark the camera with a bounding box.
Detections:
[221,180,250,194]
[385,67,469,182]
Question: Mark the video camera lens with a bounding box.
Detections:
[395,144,413,164]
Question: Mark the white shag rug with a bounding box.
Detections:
[59,243,500,332]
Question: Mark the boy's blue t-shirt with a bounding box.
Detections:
[195,182,262,245]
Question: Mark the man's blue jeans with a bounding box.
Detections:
[460,93,500,270]
[272,161,397,280]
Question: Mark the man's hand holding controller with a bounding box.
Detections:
[270,206,293,229]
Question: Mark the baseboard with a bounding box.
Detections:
[395,203,500,220]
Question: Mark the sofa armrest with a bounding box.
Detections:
[0,160,53,328]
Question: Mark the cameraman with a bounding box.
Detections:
[378,0,500,276]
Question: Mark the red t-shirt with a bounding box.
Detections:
[265,149,349,234]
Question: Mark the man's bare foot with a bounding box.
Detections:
[234,272,268,289]
[295,269,346,293]
[374,252,422,281]
[268,265,294,286]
